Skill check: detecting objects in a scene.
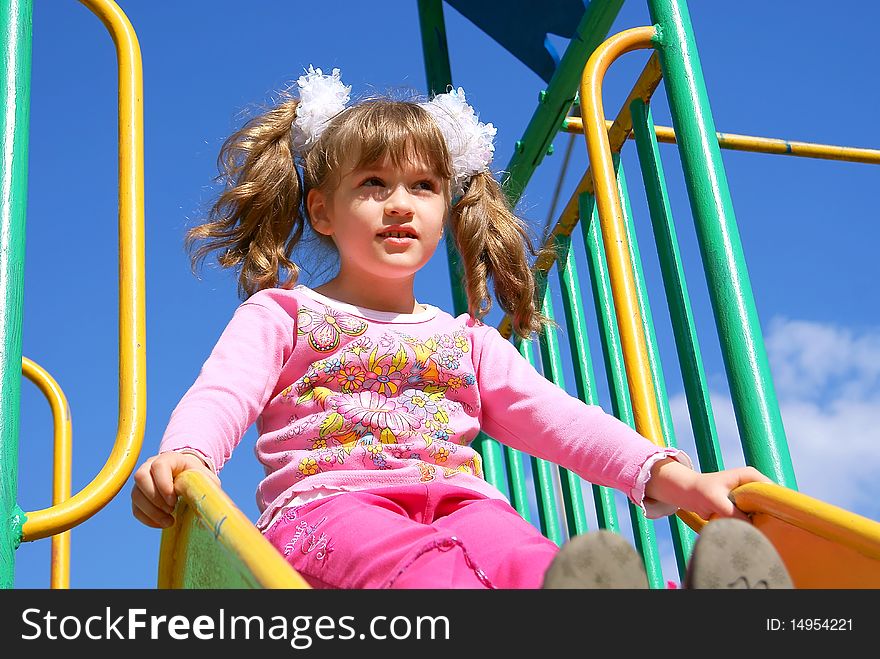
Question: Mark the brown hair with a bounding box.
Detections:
[186,90,550,337]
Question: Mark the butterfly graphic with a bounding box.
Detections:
[297,305,368,353]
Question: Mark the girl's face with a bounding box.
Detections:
[308,157,447,286]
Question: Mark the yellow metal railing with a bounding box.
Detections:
[158,471,311,589]
[21,357,72,588]
[577,26,706,533]
[732,483,880,588]
[21,0,146,543]
[562,117,880,165]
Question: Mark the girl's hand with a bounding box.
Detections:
[131,452,220,528]
[644,458,773,521]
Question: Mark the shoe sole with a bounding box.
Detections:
[542,530,649,589]
[684,518,794,589]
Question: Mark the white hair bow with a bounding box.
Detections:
[290,65,496,194]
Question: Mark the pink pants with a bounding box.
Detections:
[262,483,559,589]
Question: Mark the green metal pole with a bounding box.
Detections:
[630,98,724,474]
[517,335,564,545]
[535,280,589,538]
[503,0,624,203]
[646,0,797,488]
[503,444,530,522]
[554,233,619,533]
[0,0,33,589]
[416,0,468,317]
[614,155,695,578]
[579,192,663,588]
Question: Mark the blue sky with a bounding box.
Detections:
[14,1,880,587]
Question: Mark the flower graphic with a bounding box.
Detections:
[399,389,440,419]
[335,391,418,436]
[297,305,367,353]
[454,334,470,353]
[437,349,460,371]
[445,375,464,390]
[434,447,450,463]
[298,457,319,476]
[322,358,342,374]
[337,366,365,392]
[295,372,319,394]
[364,363,405,396]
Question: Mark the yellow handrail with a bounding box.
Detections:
[732,483,880,559]
[580,27,659,443]
[731,482,880,587]
[21,0,145,541]
[562,117,880,165]
[576,26,703,532]
[21,357,72,588]
[158,470,312,589]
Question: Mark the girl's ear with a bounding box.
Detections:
[307,188,333,236]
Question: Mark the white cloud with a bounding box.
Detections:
[669,316,880,522]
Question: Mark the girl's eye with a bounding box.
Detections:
[415,180,438,192]
[363,177,384,187]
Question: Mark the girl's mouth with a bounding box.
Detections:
[378,231,416,239]
[378,234,417,247]
[377,227,419,244]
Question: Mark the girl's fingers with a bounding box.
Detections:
[132,459,173,515]
[131,452,217,529]
[734,466,773,486]
[150,457,179,508]
[726,504,750,522]
[131,488,175,528]
[132,505,174,529]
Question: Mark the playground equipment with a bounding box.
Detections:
[3,0,880,589]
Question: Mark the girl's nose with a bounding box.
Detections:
[384,185,415,216]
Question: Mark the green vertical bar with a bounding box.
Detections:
[417,0,452,98]
[503,444,531,523]
[646,0,796,488]
[536,276,589,538]
[554,234,619,533]
[0,0,33,589]
[471,432,509,500]
[630,98,723,474]
[614,156,695,578]
[417,0,468,317]
[517,335,564,546]
[503,0,624,203]
[578,193,664,588]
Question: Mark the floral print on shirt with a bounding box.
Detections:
[278,304,481,484]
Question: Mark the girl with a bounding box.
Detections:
[131,67,790,589]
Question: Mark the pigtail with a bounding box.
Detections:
[450,171,553,338]
[186,97,305,298]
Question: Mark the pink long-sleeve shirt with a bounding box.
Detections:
[159,285,689,530]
